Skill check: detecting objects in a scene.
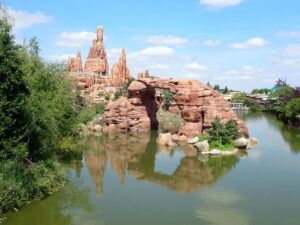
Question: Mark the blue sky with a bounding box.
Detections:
[2,0,300,91]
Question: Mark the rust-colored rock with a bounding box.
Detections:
[85,26,109,74]
[102,97,151,132]
[102,78,248,137]
[110,48,131,86]
[138,70,150,79]
[67,51,83,72]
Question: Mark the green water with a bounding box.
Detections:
[4,112,300,225]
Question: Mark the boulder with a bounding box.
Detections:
[157,133,177,147]
[250,137,258,146]
[188,137,199,144]
[194,140,209,152]
[172,134,188,142]
[209,149,221,155]
[234,137,249,149]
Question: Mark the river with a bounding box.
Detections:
[4,112,300,225]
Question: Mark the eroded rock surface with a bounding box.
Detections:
[85,26,109,74]
[102,78,249,137]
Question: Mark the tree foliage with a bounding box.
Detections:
[207,118,242,150]
[0,16,29,161]
[0,12,90,220]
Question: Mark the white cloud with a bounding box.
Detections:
[129,46,175,58]
[203,40,221,47]
[145,35,189,46]
[184,62,207,71]
[284,44,300,56]
[8,8,53,30]
[277,31,300,39]
[200,0,242,9]
[230,37,269,49]
[224,70,238,75]
[48,54,75,62]
[56,31,96,47]
[148,64,170,70]
[107,48,123,58]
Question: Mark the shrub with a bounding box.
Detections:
[157,109,184,133]
[161,89,174,106]
[113,91,122,100]
[0,160,65,221]
[207,117,242,150]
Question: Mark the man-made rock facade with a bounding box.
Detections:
[67,51,83,72]
[110,49,131,86]
[102,78,249,137]
[67,25,132,103]
[85,26,109,74]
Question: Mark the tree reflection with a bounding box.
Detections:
[240,111,300,153]
[4,163,94,225]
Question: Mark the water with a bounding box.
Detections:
[4,112,300,225]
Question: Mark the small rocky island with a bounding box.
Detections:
[67,25,257,156]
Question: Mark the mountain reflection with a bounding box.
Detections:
[83,132,240,195]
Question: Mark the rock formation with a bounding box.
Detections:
[85,26,109,74]
[102,78,249,137]
[67,25,132,103]
[102,97,151,132]
[110,48,131,86]
[138,70,150,79]
[67,51,83,72]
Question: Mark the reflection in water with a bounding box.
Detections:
[4,112,300,225]
[238,111,300,153]
[195,188,250,225]
[5,167,95,225]
[83,132,240,195]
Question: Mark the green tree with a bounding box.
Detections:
[0,16,29,160]
[213,85,220,92]
[284,98,300,121]
[223,86,229,94]
[207,117,242,150]
[269,86,294,113]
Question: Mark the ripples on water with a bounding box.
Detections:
[4,112,300,225]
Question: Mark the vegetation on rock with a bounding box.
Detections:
[207,118,242,150]
[157,109,184,133]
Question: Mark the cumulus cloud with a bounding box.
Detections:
[214,66,263,81]
[230,37,269,49]
[184,62,207,71]
[129,46,175,58]
[48,54,75,62]
[200,0,242,9]
[148,64,170,70]
[7,8,53,31]
[277,31,300,39]
[145,35,189,45]
[145,35,189,46]
[56,31,96,47]
[203,40,221,47]
[284,44,300,56]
